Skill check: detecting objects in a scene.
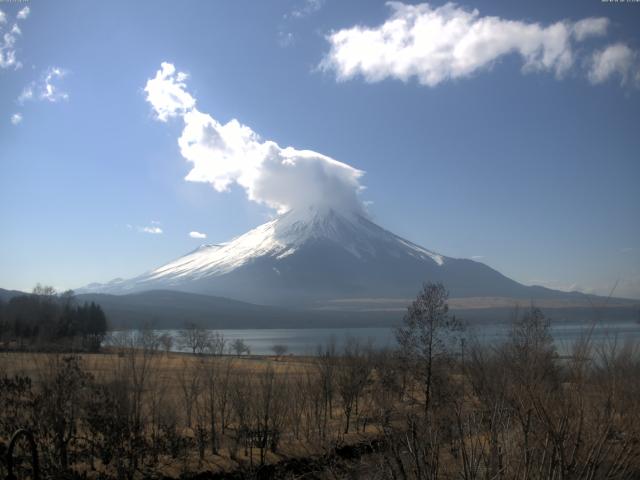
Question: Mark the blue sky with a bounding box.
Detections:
[1,0,639,298]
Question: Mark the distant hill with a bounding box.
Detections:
[77,289,639,330]
[0,287,26,303]
[75,290,398,329]
[3,287,638,330]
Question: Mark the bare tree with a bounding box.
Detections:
[205,331,226,356]
[158,332,173,355]
[288,373,308,440]
[371,348,405,430]
[200,354,229,454]
[316,337,337,429]
[229,372,251,459]
[216,356,234,435]
[336,338,372,433]
[303,368,327,441]
[176,358,202,428]
[271,344,288,359]
[252,365,288,464]
[230,338,250,356]
[396,282,462,414]
[117,328,161,476]
[35,355,93,474]
[178,322,212,355]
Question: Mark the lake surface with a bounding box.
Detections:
[159,320,640,356]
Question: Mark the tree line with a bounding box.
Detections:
[0,285,108,351]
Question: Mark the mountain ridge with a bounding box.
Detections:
[2,287,638,330]
[78,206,623,308]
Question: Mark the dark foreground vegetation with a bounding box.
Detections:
[0,285,108,352]
[1,283,639,479]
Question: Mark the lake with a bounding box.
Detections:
[157,319,640,356]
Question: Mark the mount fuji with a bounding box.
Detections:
[82,206,582,308]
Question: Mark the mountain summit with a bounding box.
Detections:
[83,206,573,307]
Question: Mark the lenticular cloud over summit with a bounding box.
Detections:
[144,63,365,214]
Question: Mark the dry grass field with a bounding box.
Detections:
[0,347,388,479]
[0,350,314,383]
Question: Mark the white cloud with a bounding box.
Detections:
[137,220,163,234]
[572,17,608,42]
[471,255,485,260]
[140,226,163,235]
[531,275,640,300]
[143,62,195,121]
[145,63,366,214]
[189,231,207,239]
[320,2,613,87]
[588,43,639,86]
[18,85,33,103]
[19,66,69,103]
[10,112,22,125]
[0,5,31,70]
[529,279,587,294]
[41,67,69,102]
[291,0,325,19]
[0,23,22,69]
[279,0,325,48]
[277,30,294,47]
[16,7,30,20]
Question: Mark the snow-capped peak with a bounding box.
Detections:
[78,205,577,307]
[80,205,445,294]
[140,206,444,283]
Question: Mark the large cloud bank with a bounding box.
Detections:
[321,2,638,87]
[145,63,364,214]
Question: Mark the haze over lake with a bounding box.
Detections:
[152,319,640,356]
